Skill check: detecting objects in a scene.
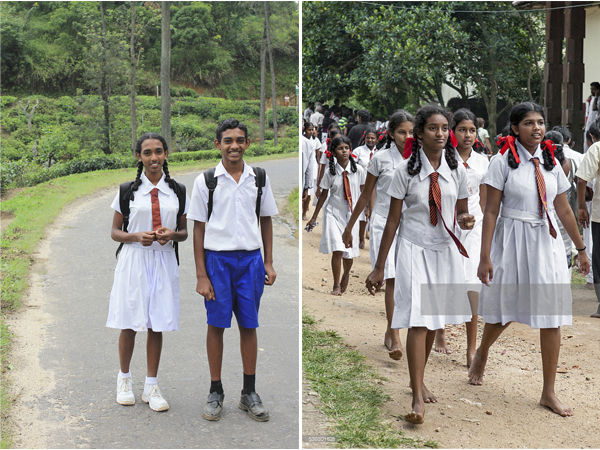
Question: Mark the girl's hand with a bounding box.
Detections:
[477,258,494,286]
[196,275,215,301]
[365,268,384,295]
[138,231,156,246]
[305,218,318,232]
[365,206,371,221]
[342,227,353,248]
[457,213,476,230]
[264,262,277,285]
[578,207,590,228]
[155,227,172,245]
[578,251,591,276]
[315,188,322,199]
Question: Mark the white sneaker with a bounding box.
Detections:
[142,384,169,412]
[116,374,135,405]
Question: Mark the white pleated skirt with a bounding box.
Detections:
[478,215,572,328]
[319,209,359,259]
[392,236,472,330]
[369,212,397,280]
[106,244,180,332]
[459,219,483,286]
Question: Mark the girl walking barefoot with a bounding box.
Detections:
[342,111,414,359]
[107,133,189,411]
[470,102,590,417]
[366,105,474,424]
[307,135,366,295]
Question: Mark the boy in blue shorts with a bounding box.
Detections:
[187,118,278,422]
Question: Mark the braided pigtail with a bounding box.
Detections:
[329,151,336,175]
[541,140,557,171]
[349,154,358,173]
[130,161,144,201]
[444,139,458,170]
[384,133,393,150]
[473,139,486,154]
[162,160,181,196]
[407,138,421,176]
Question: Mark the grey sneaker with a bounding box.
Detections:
[238,391,270,422]
[202,391,224,421]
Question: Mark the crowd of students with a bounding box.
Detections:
[303,95,600,425]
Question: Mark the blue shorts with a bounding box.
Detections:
[204,249,265,329]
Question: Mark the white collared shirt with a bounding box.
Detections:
[455,149,489,221]
[485,140,570,221]
[111,172,190,251]
[388,148,468,249]
[302,136,315,190]
[353,145,376,168]
[367,143,404,216]
[576,141,600,222]
[320,161,366,221]
[187,161,278,251]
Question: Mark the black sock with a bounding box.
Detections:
[210,380,223,395]
[242,373,255,394]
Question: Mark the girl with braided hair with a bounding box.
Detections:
[366,105,475,424]
[342,110,414,360]
[307,135,366,295]
[470,102,590,418]
[107,133,189,412]
[353,126,379,248]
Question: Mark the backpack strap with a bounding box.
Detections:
[116,181,134,259]
[203,168,218,221]
[172,181,186,266]
[252,166,266,224]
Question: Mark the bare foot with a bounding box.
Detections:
[384,329,393,351]
[468,349,487,385]
[340,271,350,294]
[466,349,476,368]
[540,393,573,417]
[405,398,425,424]
[422,384,437,403]
[302,215,307,221]
[591,313,600,318]
[434,330,452,354]
[359,240,365,249]
[331,286,342,296]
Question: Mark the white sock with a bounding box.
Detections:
[145,376,158,386]
[119,371,131,378]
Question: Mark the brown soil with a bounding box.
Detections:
[302,209,600,448]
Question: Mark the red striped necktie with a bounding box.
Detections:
[429,172,469,257]
[343,171,353,212]
[150,188,162,230]
[531,158,557,238]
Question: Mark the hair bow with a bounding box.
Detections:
[497,135,520,164]
[403,137,415,159]
[543,139,557,166]
[325,150,332,159]
[449,130,458,148]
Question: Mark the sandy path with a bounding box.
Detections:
[302,209,600,449]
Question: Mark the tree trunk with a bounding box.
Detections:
[130,2,137,155]
[100,2,111,154]
[264,3,277,146]
[160,1,171,149]
[259,18,267,146]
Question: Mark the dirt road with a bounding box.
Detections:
[302,209,600,449]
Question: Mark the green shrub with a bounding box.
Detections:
[168,149,222,162]
[0,96,18,109]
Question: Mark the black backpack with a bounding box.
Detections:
[115,181,186,265]
[203,166,266,223]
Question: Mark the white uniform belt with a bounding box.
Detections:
[500,206,553,225]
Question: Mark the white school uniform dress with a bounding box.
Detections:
[302,136,315,193]
[186,161,278,250]
[308,137,321,196]
[107,172,189,332]
[319,162,366,259]
[388,148,472,330]
[456,149,489,286]
[367,143,404,279]
[479,141,572,328]
[354,145,376,223]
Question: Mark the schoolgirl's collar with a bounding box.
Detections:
[335,161,353,174]
[515,139,542,162]
[418,147,452,182]
[140,172,170,195]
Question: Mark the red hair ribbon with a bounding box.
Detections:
[325,150,332,158]
[326,137,331,147]
[543,139,557,166]
[403,137,415,159]
[449,130,458,148]
[351,153,357,159]
[497,135,520,164]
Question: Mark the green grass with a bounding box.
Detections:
[302,311,437,448]
[0,152,296,447]
[287,187,299,225]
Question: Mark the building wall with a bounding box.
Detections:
[584,6,600,99]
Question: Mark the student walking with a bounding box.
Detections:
[188,118,278,422]
[470,102,590,417]
[107,133,189,412]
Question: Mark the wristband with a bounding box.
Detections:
[576,246,586,252]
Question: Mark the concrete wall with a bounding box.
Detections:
[584,6,600,99]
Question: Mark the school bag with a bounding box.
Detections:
[203,166,266,223]
[115,181,186,265]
